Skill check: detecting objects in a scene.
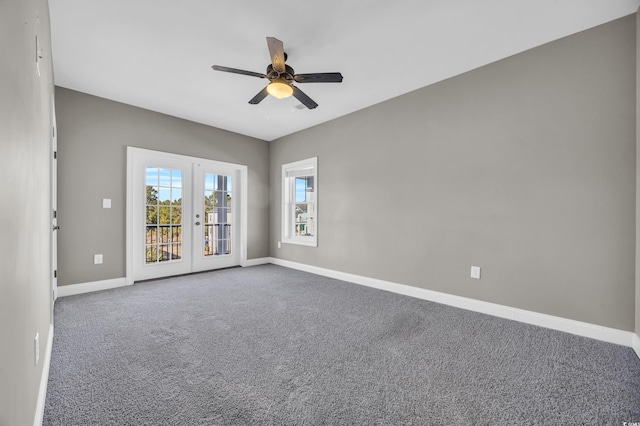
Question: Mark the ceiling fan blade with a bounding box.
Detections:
[292,86,318,109]
[212,65,266,79]
[248,87,270,105]
[266,37,286,73]
[294,73,343,83]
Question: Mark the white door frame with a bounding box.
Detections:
[50,94,58,320]
[126,147,248,284]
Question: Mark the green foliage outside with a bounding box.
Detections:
[146,185,182,225]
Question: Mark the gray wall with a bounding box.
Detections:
[55,88,270,286]
[0,0,55,424]
[270,16,636,331]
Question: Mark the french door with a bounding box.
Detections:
[128,148,246,282]
[192,163,240,271]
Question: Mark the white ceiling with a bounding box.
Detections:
[49,0,639,142]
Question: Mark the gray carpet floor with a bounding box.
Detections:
[44,264,640,425]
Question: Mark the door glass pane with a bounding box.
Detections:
[146,167,159,186]
[159,168,171,186]
[146,206,158,224]
[145,166,183,264]
[171,207,182,224]
[172,169,182,188]
[205,173,215,191]
[158,188,171,203]
[203,173,232,257]
[158,206,170,224]
[172,188,182,204]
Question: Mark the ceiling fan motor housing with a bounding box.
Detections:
[267,64,295,84]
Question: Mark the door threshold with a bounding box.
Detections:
[134,265,242,284]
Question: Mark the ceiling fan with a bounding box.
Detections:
[212,37,343,110]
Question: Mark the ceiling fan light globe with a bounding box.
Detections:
[267,80,293,99]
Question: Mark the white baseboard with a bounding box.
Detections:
[633,333,640,359]
[241,257,271,267]
[268,257,635,348]
[33,323,53,426]
[57,277,129,298]
[55,261,636,352]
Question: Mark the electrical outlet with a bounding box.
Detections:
[102,198,111,208]
[471,266,481,279]
[94,254,103,264]
[34,333,39,366]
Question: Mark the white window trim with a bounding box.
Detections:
[282,157,318,247]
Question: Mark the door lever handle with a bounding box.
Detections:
[53,225,60,231]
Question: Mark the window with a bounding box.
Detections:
[282,157,317,246]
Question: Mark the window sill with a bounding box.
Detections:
[282,238,317,247]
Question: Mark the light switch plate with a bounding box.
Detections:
[103,198,111,208]
[94,254,103,264]
[471,266,481,279]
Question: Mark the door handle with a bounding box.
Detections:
[195,222,201,226]
[53,225,60,231]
